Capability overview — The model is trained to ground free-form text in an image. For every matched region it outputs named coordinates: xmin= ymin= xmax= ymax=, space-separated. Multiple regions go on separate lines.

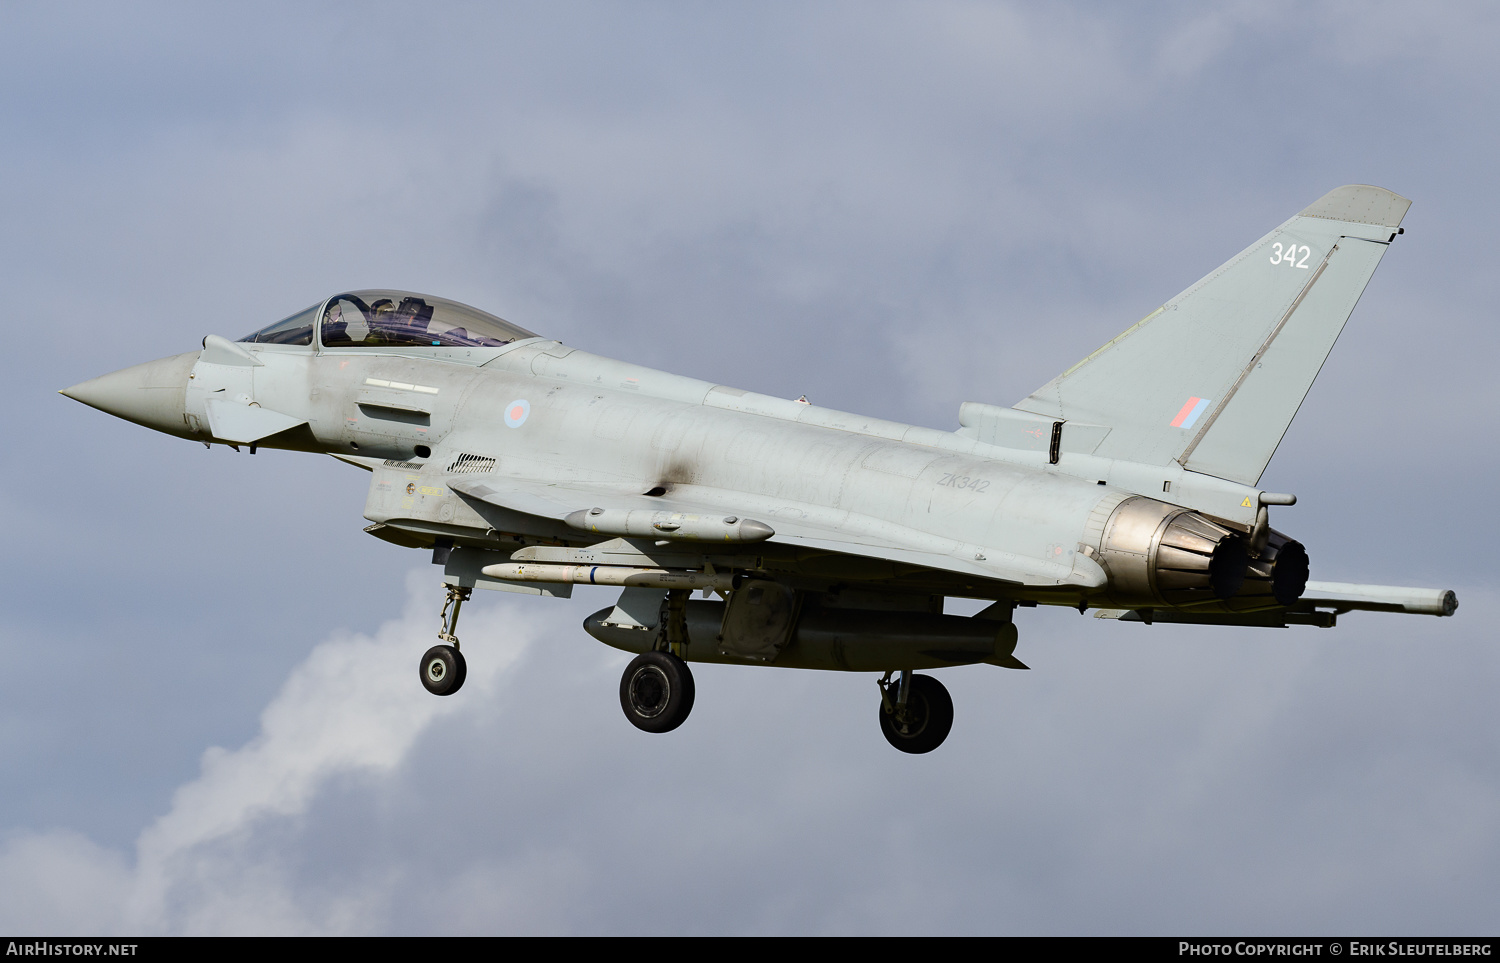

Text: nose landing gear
xmin=419 ymin=585 xmax=471 ymax=696
xmin=420 ymin=643 xmax=467 ymax=696
xmin=877 ymin=670 xmax=953 ymax=754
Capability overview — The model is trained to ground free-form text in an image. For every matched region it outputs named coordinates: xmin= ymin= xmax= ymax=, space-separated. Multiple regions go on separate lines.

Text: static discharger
xmin=564 ymin=508 xmax=774 ymax=543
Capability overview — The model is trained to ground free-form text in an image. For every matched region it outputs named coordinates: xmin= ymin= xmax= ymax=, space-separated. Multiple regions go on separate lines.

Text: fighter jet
xmin=61 ymin=185 xmax=1456 ymax=753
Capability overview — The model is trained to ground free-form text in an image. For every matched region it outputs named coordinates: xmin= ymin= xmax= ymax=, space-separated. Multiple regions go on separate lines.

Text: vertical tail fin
xmin=1015 ymin=185 xmax=1410 ymax=485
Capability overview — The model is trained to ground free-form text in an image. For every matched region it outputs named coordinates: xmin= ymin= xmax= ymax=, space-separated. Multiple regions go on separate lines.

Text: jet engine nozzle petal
xmin=1096 ymin=496 xmax=1251 ymax=608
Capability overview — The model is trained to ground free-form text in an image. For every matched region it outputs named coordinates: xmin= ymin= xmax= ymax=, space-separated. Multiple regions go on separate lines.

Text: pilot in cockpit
xmin=392 ymin=297 xmax=435 ymax=342
xmin=311 ymin=291 xmax=536 ymax=349
xmin=364 ymin=299 xmax=396 ymax=344
xmin=322 ymin=302 xmax=348 ymax=344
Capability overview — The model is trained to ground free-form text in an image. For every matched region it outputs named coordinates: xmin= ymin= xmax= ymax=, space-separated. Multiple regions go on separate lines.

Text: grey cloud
xmin=5 ymin=584 xmax=1492 ymax=934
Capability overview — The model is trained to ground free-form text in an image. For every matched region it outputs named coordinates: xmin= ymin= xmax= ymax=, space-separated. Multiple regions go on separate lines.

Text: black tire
xmin=420 ymin=644 xmax=467 ymax=696
xmin=878 ymin=674 xmax=953 ymax=754
xmin=619 ymin=651 xmax=695 ymax=733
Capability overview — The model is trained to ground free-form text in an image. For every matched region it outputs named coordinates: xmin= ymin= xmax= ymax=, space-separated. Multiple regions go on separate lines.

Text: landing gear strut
xmin=420 ymin=585 xmax=470 ymax=696
xmin=619 ymin=590 xmax=695 ymax=732
xmin=876 ymin=670 xmax=953 ymax=754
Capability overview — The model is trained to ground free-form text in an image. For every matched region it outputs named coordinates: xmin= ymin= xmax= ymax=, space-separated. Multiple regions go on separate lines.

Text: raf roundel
xmin=504 ymin=399 xmax=530 ymax=428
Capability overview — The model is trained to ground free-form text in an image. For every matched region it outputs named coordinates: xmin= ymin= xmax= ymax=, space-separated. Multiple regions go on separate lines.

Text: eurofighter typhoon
xmin=62 ymin=185 xmax=1456 ymax=753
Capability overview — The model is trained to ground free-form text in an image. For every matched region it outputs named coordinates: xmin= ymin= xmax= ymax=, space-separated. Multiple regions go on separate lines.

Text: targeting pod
xmin=584 ymin=598 xmax=1022 ymax=672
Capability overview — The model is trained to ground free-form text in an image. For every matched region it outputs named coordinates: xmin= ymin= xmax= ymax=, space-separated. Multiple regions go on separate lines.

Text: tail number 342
xmin=1270 ymin=242 xmax=1312 ymax=268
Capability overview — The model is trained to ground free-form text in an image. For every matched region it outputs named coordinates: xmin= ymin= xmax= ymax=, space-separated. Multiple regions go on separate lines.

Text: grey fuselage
xmin=64 ymin=186 xmax=1462 ymax=686
xmin=105 ymin=332 xmax=1275 ymax=610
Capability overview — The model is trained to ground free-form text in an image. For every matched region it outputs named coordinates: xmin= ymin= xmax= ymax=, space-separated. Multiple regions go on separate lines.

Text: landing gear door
xmin=718 ymin=580 xmax=799 ymax=662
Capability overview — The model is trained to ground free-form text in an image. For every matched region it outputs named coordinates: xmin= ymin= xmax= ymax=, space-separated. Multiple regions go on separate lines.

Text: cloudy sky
xmin=1 ymin=1 xmax=1496 ymax=935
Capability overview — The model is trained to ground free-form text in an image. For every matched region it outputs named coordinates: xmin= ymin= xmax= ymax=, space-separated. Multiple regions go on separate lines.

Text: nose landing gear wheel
xmin=879 ymin=673 xmax=953 ymax=754
xmin=420 ymin=644 xmax=467 ymax=696
xmin=620 ymin=650 xmax=695 ymax=733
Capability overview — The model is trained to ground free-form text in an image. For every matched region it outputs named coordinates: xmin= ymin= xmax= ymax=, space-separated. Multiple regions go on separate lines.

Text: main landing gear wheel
xmin=620 ymin=650 xmax=695 ymax=733
xmin=420 ymin=644 xmax=467 ymax=696
xmin=878 ymin=673 xmax=953 ymax=754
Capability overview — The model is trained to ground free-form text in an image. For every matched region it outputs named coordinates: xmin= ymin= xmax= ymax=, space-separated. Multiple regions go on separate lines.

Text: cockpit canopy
xmin=239 ymin=290 xmax=537 ymax=349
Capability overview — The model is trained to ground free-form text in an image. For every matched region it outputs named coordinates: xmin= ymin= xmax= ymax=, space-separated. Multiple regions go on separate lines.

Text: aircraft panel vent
xmin=446 ymin=453 xmax=496 ymax=474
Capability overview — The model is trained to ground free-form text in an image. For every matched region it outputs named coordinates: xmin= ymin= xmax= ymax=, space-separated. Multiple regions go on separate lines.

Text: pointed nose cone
xmin=61 ymin=351 xmax=199 ymax=437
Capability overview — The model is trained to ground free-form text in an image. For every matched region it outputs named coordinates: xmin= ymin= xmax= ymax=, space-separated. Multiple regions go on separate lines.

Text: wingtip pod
xmin=1298 ymin=184 xmax=1411 ymax=229
xmin=1300 ymin=581 xmax=1458 ymax=617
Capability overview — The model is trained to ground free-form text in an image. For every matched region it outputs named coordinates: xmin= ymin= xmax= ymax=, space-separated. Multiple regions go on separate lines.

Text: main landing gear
xmin=619 ymin=590 xmax=695 ymax=733
xmin=420 ymin=585 xmax=470 ymax=696
xmin=876 ymin=670 xmax=954 ymax=754
xmin=420 ymin=581 xmax=957 ymax=753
